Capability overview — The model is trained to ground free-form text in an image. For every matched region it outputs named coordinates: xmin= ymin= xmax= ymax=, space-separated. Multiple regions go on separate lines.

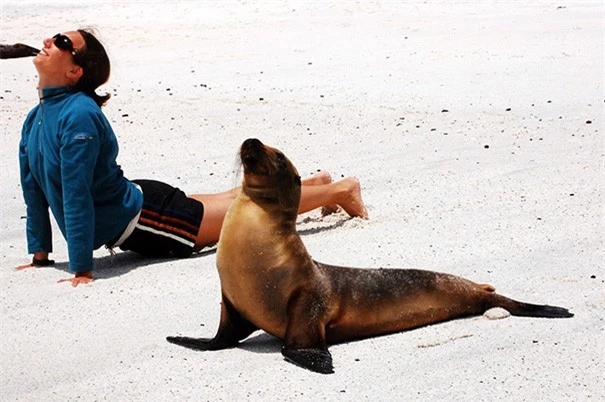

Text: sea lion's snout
xmin=240 ymin=138 xmax=301 ymax=195
xmin=242 ymin=138 xmax=264 ymax=152
xmin=240 ymin=138 xmax=266 ymax=173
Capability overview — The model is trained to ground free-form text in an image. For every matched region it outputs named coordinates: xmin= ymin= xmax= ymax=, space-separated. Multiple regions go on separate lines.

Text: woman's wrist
xmin=33 ymin=251 xmax=49 ymax=260
xmin=32 ymin=256 xmax=55 ymax=266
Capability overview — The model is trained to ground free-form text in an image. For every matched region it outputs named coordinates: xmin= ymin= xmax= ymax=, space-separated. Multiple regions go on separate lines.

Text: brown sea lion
xmin=0 ymin=43 xmax=39 ymax=59
xmin=167 ymin=138 xmax=573 ymax=374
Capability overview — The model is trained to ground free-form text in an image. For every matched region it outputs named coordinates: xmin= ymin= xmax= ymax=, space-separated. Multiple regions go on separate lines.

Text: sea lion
xmin=167 ymin=138 xmax=573 ymax=374
xmin=0 ymin=43 xmax=39 ymax=59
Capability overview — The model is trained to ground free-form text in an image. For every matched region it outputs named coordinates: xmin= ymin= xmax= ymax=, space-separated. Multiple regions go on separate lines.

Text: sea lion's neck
xmin=243 ymin=185 xmax=299 ymax=219
xmin=243 ymin=185 xmax=279 ymax=203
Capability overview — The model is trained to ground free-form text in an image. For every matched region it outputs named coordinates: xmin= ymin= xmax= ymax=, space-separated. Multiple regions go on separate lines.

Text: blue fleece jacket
xmin=19 ymin=87 xmax=143 ymax=273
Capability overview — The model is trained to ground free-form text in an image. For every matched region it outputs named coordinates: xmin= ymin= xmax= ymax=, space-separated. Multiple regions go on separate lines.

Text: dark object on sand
xmin=0 ymin=43 xmax=40 ymax=59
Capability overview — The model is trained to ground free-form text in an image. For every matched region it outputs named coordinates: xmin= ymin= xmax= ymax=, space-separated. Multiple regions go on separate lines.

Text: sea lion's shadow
xmin=239 ymin=332 xmax=282 ymax=354
xmin=297 ymin=217 xmax=348 ymax=236
xmin=43 ymin=247 xmax=216 ymax=280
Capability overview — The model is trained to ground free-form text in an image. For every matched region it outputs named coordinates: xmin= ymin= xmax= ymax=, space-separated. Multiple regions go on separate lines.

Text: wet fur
xmin=167 ymin=138 xmax=573 ymax=374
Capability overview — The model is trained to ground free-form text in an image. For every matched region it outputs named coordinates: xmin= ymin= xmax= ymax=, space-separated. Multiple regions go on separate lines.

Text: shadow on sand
xmin=32 ymin=217 xmax=349 ymax=280
xmin=39 ymin=247 xmax=216 ymax=280
xmin=238 ymin=332 xmax=282 ymax=354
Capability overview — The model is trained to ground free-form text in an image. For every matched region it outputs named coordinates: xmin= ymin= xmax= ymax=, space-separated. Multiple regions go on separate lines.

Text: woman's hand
xmin=57 ymin=271 xmax=93 ymax=287
xmin=15 ymin=262 xmax=35 ymax=271
xmin=15 ymin=254 xmax=92 ymax=287
xmin=15 ymin=252 xmax=55 ymax=271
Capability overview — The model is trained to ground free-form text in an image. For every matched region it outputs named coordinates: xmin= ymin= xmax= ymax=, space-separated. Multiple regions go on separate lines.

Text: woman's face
xmin=33 ymin=31 xmax=85 ymax=85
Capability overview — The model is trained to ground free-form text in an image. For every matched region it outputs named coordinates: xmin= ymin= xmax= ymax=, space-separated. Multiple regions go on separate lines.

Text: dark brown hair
xmin=74 ymin=29 xmax=111 ymax=107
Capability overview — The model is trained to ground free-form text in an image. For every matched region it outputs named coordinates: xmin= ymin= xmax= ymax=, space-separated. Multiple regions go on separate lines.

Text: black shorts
xmin=118 ymin=180 xmax=204 ymax=258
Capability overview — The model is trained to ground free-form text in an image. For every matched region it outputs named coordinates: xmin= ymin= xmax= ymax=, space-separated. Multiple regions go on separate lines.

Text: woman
xmin=17 ymin=29 xmax=368 ymax=287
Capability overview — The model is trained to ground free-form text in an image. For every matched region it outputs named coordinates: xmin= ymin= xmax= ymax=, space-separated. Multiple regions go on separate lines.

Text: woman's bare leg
xmin=189 ymin=173 xmax=367 ymax=249
xmin=301 ymin=171 xmax=339 ymax=215
xmin=188 ymin=189 xmax=238 ymax=249
xmin=301 ymin=171 xmax=332 ymax=186
xmin=298 ymin=177 xmax=367 ymax=218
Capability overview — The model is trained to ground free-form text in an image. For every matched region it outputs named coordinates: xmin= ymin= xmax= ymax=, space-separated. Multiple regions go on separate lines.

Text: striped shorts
xmin=117 ymin=179 xmax=204 ymax=258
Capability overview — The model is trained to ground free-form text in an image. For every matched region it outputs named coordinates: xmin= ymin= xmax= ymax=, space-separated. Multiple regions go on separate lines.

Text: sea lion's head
xmin=240 ymin=138 xmax=302 ymax=213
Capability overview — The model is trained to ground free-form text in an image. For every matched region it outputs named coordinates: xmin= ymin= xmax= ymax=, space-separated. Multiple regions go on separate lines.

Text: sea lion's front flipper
xmin=281 ymin=288 xmax=333 ymax=374
xmin=166 ymin=335 xmax=217 ymax=349
xmin=167 ymin=294 xmax=257 ymax=350
xmin=281 ymin=345 xmax=333 ymax=374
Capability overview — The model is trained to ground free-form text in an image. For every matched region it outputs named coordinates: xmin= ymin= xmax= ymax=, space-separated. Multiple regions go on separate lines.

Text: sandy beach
xmin=1 ymin=1 xmax=603 ymax=400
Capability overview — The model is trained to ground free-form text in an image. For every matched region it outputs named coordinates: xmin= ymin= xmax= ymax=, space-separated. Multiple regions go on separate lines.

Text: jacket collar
xmin=40 ymin=86 xmax=76 ymax=102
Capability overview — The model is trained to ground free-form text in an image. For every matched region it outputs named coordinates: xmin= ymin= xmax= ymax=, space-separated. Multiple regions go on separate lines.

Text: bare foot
xmin=303 ymin=171 xmax=340 ymax=215
xmin=320 ymin=204 xmax=340 ymax=216
xmin=302 ymin=171 xmax=333 ymax=186
xmin=338 ymin=177 xmax=368 ymax=219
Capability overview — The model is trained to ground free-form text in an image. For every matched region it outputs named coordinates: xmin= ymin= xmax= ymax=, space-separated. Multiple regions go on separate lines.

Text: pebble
xmin=484 ymin=307 xmax=511 ymax=320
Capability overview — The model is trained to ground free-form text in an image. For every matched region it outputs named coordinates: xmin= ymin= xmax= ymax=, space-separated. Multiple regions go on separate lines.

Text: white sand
xmin=1 ymin=1 xmax=603 ymax=400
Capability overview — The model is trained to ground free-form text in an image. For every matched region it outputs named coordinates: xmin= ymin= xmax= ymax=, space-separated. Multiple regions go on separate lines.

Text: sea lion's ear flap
xmin=295 ymin=175 xmax=301 ymax=186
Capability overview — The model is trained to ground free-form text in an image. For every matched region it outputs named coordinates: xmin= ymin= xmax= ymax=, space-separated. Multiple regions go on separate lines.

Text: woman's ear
xmin=66 ymin=65 xmax=83 ymax=84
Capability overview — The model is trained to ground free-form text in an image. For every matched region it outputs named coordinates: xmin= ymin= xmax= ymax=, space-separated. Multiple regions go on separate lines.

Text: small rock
xmin=484 ymin=307 xmax=511 ymax=320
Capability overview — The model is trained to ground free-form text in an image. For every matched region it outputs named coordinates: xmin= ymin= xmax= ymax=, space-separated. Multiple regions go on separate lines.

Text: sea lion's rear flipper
xmin=282 ymin=345 xmax=333 ymax=374
xmin=487 ymin=293 xmax=574 ymax=318
xmin=167 ymin=294 xmax=258 ymax=350
xmin=281 ymin=288 xmax=333 ymax=374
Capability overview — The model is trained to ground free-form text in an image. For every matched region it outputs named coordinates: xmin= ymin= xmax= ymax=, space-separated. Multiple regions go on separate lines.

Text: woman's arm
xmin=18 ymin=122 xmax=53 ymax=258
xmin=59 ymin=108 xmax=101 ymax=276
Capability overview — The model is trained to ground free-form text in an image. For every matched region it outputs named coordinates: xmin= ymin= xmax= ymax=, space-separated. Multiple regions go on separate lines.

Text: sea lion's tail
xmin=488 ymin=293 xmax=574 ymax=318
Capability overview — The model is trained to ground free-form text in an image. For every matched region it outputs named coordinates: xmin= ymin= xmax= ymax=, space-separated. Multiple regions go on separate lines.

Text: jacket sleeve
xmin=59 ymin=107 xmax=101 ymax=273
xmin=19 ymin=115 xmax=53 ymax=254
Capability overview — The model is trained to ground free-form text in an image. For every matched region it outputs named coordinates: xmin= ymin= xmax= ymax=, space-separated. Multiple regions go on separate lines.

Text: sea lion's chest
xmin=216 ymin=226 xmax=315 ymax=335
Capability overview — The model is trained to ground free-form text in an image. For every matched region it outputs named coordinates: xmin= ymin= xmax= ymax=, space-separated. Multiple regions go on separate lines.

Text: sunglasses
xmin=53 ymin=33 xmax=77 ymax=56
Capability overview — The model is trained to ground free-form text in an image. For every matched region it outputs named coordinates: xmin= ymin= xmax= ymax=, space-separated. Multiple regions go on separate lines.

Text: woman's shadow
xmin=44 ymin=217 xmax=348 ymax=280
xmin=47 ymin=247 xmax=216 ymax=280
